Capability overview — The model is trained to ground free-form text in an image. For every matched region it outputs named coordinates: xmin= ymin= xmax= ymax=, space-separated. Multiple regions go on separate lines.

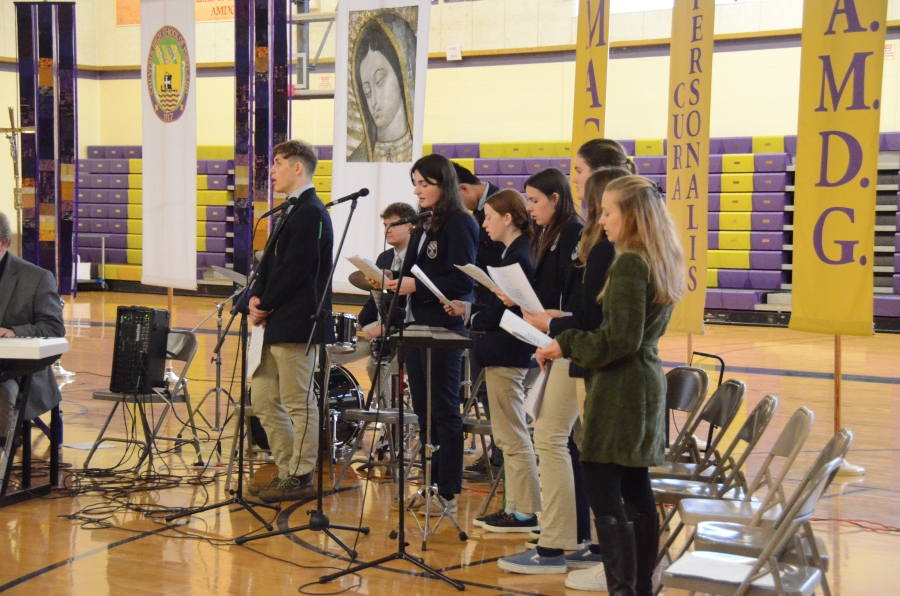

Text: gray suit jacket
xmin=0 ymin=253 xmax=66 ymax=419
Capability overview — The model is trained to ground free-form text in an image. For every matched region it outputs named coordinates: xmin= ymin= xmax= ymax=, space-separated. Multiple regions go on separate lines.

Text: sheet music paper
xmin=523 ymin=361 xmax=552 ymax=420
xmin=488 ymin=263 xmax=544 ymax=312
xmin=247 ymin=324 xmax=265 ymax=378
xmin=500 ymin=310 xmax=552 ymax=348
xmin=455 ymin=264 xmax=498 ymax=291
xmin=411 ymin=264 xmax=452 ymax=305
xmin=346 ymin=255 xmax=393 ymax=281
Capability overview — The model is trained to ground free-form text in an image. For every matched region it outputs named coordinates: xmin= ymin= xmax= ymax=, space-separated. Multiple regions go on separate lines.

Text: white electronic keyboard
xmin=0 ymin=337 xmax=69 ymax=360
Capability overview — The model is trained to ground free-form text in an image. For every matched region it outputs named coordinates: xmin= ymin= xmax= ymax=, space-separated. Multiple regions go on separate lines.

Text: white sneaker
xmin=565 ymin=563 xmax=608 ymax=591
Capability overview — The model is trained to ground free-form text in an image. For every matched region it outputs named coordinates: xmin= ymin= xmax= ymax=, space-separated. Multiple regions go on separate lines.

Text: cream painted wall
xmin=0 ymin=70 xmax=18 ymax=217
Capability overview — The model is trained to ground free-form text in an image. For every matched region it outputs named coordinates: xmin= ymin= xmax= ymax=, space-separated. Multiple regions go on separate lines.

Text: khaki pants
xmin=484 ymin=366 xmax=541 ymax=515
xmin=533 ymin=359 xmax=579 ymax=549
xmin=252 ymin=343 xmax=318 ymax=479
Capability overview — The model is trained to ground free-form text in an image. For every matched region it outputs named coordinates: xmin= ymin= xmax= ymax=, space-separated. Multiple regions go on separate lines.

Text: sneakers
xmin=482 ymin=512 xmax=540 ymax=534
xmin=565 ymin=562 xmax=608 ymax=591
xmin=473 ymin=510 xmax=506 ymax=528
xmin=498 ymin=549 xmax=567 ymax=575
xmin=259 ymin=472 xmax=315 ymax=502
xmin=529 ymin=529 xmax=541 ymax=540
xmin=565 ymin=545 xmax=603 ymax=569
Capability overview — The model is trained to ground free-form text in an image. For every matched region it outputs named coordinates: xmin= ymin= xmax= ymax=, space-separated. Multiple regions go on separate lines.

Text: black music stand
xmin=235 ymin=194 xmax=369 ymax=557
xmin=0 ymin=355 xmax=62 ymax=508
xmin=319 ymin=225 xmax=468 ymax=591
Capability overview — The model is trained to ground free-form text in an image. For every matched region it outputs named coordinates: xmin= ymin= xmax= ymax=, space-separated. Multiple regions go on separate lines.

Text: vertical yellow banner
xmin=570 ymin=0 xmax=610 ymax=161
xmin=790 ymin=0 xmax=887 ymax=336
xmin=665 ymin=0 xmax=714 ymax=335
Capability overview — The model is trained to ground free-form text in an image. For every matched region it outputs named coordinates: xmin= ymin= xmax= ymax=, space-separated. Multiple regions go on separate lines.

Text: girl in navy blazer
xmin=385 ymin=154 xmax=478 ymax=510
xmin=445 ymin=190 xmax=541 ymax=532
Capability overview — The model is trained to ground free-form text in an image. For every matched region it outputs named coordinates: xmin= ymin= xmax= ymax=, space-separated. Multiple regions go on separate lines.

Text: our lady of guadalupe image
xmin=347 ymin=8 xmax=418 ymax=163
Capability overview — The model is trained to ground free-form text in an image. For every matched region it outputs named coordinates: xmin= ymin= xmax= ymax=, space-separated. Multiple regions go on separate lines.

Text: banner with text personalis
xmin=790 ymin=0 xmax=887 ymax=336
xmin=570 ymin=0 xmax=610 ymax=166
xmin=141 ymin=0 xmax=197 ymax=290
xmin=665 ymin=0 xmax=714 ymax=335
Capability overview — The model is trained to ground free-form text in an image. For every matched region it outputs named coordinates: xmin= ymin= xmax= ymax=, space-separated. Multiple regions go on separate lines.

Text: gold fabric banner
xmin=790 ymin=0 xmax=887 ymax=336
xmin=570 ymin=0 xmax=610 ymax=162
xmin=665 ymin=0 xmax=714 ymax=335
xmin=117 ymin=0 xmax=234 ymax=25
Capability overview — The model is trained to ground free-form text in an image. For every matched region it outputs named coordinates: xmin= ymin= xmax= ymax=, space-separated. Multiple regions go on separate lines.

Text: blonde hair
xmin=599 ymin=176 xmax=685 ymax=306
xmin=577 ymin=167 xmax=631 ymax=268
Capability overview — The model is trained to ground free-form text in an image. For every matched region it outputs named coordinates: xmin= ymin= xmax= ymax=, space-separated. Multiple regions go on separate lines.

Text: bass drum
xmin=248 ymin=364 xmax=364 ymax=450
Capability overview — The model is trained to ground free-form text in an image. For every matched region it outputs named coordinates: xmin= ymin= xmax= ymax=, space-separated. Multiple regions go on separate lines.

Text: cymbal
xmin=349 ymin=270 xmax=375 ymax=292
xmin=211 ymin=265 xmax=248 ymax=287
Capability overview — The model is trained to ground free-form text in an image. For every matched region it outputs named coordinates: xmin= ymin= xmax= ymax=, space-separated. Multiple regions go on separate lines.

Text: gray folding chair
xmin=660 ymin=458 xmax=842 ymax=596
xmin=656 ymin=406 xmax=814 ymax=570
xmin=693 ymin=429 xmax=854 ymax=596
xmin=653 ymin=395 xmax=778 ymax=559
xmin=664 ymin=366 xmax=710 ymax=454
xmin=655 ymin=379 xmax=746 ymax=480
xmin=84 ymin=330 xmax=202 ymax=472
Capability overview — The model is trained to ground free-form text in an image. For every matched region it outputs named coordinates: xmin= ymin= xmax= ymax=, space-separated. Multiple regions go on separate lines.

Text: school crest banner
xmin=570 ymin=0 xmax=610 ymax=167
xmin=330 ymin=0 xmax=431 ymax=294
xmin=665 ymin=0 xmax=714 ymax=335
xmin=140 ymin=0 xmax=197 ymax=290
xmin=790 ymin=0 xmax=887 ymax=335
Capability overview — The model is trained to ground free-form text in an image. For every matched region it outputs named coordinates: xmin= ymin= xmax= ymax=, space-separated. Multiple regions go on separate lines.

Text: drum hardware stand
xmin=320 ymin=225 xmax=465 ymax=592
xmin=164 ymin=200 xmax=299 ymax=530
xmin=191 ymin=288 xmax=243 ymax=434
xmin=236 ymin=194 xmax=370 ymax=557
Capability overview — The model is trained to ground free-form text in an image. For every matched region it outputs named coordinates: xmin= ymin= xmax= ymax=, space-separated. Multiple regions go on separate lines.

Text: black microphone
xmin=388 ymin=209 xmax=434 ymax=228
xmin=324 ymin=188 xmax=369 ymax=208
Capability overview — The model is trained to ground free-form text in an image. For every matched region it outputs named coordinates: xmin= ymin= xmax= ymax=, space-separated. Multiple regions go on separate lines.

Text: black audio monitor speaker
xmin=110 ymin=306 xmax=170 ymax=394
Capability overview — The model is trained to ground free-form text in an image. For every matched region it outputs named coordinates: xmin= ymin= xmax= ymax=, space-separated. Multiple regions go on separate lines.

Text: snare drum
xmin=331 ymin=312 xmax=358 ymax=354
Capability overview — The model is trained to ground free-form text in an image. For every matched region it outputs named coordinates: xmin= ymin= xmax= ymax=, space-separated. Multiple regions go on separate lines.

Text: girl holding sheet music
xmin=385 ymin=153 xmax=478 ymax=512
xmin=494 ymin=167 xmax=586 ymax=574
xmin=444 ymin=190 xmax=541 ymax=533
xmin=537 ymin=176 xmax=685 ymax=596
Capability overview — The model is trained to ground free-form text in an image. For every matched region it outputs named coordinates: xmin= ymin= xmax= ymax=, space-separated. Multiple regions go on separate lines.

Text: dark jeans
xmin=406 ymin=343 xmax=464 ymax=496
xmin=580 ymin=461 xmax=656 ymax=524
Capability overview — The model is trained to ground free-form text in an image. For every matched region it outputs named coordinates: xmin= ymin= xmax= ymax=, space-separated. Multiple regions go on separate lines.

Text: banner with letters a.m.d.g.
xmin=790 ymin=0 xmax=887 ymax=336
xmin=665 ymin=0 xmax=714 ymax=335
xmin=570 ymin=0 xmax=610 ymax=165
xmin=140 ymin=0 xmax=197 ymax=290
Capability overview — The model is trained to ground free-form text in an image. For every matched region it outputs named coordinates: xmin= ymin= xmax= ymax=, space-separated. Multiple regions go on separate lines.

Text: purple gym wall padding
xmin=874 ymin=295 xmax=900 ymax=317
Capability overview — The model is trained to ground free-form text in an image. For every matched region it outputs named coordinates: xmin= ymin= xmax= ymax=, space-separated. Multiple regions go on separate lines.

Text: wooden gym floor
xmin=1 ymin=291 xmax=898 ymax=595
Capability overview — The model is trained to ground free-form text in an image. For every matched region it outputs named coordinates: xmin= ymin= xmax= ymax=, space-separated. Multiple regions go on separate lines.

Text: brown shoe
xmin=249 ymin=475 xmax=281 ymax=497
xmin=259 ymin=473 xmax=316 ymax=502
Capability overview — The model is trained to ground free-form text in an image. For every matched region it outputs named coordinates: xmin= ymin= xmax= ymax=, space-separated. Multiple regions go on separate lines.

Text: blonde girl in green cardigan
xmin=535 ymin=175 xmax=685 ymax=596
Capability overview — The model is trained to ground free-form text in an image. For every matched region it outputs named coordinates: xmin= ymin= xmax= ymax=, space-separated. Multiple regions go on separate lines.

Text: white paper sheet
xmin=523 ymin=362 xmax=551 ymax=420
xmin=455 ymin=264 xmax=498 ymax=291
xmin=488 ymin=263 xmax=544 ymax=312
xmin=247 ymin=324 xmax=265 ymax=379
xmin=411 ymin=264 xmax=452 ymax=305
xmin=500 ymin=310 xmax=552 ymax=348
xmin=346 ymin=255 xmax=393 ymax=281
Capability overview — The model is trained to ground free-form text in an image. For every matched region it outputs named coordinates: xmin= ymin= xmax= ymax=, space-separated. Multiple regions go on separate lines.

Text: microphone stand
xmin=165 ymin=200 xmax=297 ymax=529
xmin=235 ymin=195 xmax=369 ymax=557
xmin=319 ymin=222 xmax=465 ymax=591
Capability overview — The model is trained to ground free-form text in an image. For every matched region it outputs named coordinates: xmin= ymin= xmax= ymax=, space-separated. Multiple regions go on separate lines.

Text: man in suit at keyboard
xmin=0 ymin=211 xmax=66 ymax=445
